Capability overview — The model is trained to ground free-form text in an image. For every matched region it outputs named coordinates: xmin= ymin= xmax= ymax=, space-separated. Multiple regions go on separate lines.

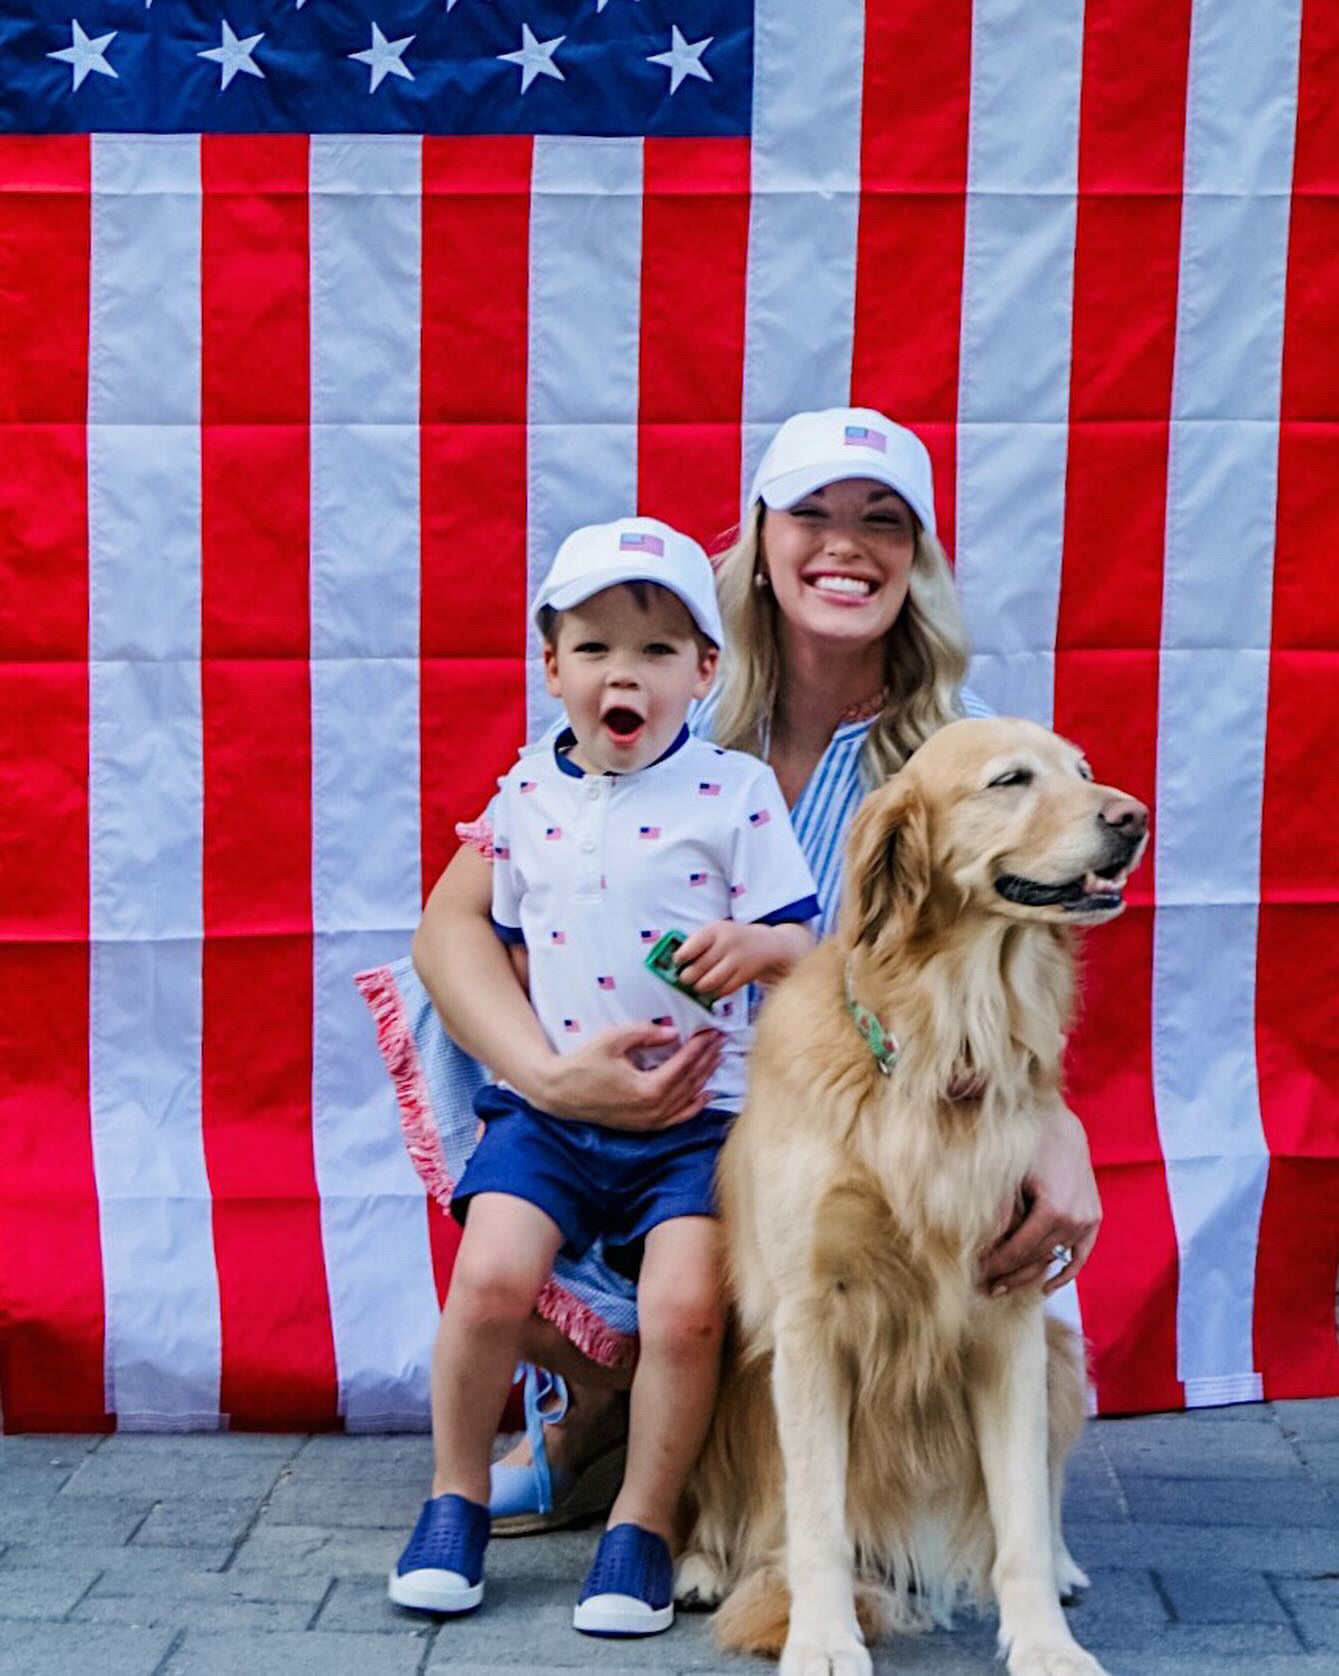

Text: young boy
xmin=389 ymin=517 xmax=818 ymax=1635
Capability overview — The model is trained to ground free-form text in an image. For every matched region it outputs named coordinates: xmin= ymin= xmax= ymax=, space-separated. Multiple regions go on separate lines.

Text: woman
xmin=398 ymin=407 xmax=1102 ymax=1531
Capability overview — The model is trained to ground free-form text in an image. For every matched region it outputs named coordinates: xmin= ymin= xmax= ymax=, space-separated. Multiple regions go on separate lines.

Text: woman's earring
xmin=753 ymin=570 xmax=770 ymax=591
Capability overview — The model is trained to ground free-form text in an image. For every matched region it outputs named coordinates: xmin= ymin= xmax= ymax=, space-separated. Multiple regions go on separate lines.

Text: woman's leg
xmin=431 ymin=1193 xmax=565 ymax=1502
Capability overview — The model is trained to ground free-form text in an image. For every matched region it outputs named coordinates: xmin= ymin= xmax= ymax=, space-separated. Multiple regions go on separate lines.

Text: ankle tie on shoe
xmin=520 ymin=1362 xmax=569 ymax=1516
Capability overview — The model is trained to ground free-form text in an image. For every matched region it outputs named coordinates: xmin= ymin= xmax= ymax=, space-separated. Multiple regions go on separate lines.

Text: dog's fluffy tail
xmin=713 ymin=1565 xmax=896 ymax=1656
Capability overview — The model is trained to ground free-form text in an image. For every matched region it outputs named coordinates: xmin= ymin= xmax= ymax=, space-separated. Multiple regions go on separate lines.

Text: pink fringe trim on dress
xmin=355 ymin=964 xmax=457 ymax=1210
xmin=355 ymin=962 xmax=636 ymax=1371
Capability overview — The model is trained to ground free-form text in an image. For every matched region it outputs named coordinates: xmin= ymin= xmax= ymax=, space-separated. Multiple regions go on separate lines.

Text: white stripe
xmin=1153 ymin=1 xmax=1301 ymax=1398
xmin=740 ymin=0 xmax=864 ymax=506
xmin=955 ymin=0 xmax=1085 ymax=728
xmin=526 ymin=137 xmax=643 ymax=736
xmin=87 ymin=135 xmax=219 ymax=1428
xmin=309 ymin=137 xmax=438 ymax=1427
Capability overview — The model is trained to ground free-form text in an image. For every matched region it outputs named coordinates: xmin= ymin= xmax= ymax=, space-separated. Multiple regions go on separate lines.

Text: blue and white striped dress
xmin=360 ymin=684 xmax=993 ymax=1355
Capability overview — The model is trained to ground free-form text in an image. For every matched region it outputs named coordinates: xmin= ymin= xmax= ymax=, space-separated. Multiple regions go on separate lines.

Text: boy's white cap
xmin=533 ymin=516 xmax=724 ymax=647
xmin=748 ymin=407 xmax=937 ymax=536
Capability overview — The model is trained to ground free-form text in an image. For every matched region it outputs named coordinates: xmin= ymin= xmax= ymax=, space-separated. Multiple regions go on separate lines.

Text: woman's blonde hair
xmin=712 ymin=502 xmax=970 ymax=787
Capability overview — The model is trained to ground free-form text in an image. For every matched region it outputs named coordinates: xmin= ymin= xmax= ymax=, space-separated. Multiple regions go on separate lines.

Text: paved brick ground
xmin=3 ymin=1399 xmax=1339 ymax=1674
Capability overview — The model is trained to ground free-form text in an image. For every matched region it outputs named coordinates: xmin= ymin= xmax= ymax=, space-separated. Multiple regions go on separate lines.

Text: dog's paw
xmin=674 ymin=1549 xmax=725 ymax=1611
xmin=1008 ymin=1640 xmax=1109 ymax=1676
xmin=779 ymin=1625 xmax=873 ymax=1676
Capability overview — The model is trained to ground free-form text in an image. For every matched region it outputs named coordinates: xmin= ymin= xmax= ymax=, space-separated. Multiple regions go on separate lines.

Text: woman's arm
xmin=979 ymin=1100 xmax=1102 ymax=1296
xmin=412 ymin=844 xmax=723 ymax=1127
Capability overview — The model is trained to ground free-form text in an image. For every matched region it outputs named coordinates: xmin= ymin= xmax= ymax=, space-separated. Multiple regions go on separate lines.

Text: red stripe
xmin=0 ymin=138 xmax=109 ymax=1431
xmin=1052 ymin=0 xmax=1192 ymax=1413
xmin=420 ymin=136 xmax=533 ymax=1303
xmin=200 ymin=136 xmax=338 ymax=1429
xmin=638 ymin=138 xmax=750 ymax=550
xmin=1253 ymin=1 xmax=1339 ymax=1401
xmin=851 ymin=0 xmax=971 ymax=554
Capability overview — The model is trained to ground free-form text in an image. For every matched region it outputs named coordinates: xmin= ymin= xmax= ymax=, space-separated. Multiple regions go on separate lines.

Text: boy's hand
xmin=675 ymin=919 xmax=813 ymax=998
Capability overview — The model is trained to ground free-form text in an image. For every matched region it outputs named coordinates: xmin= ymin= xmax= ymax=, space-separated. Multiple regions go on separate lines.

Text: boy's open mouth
xmin=601 ymin=705 xmax=646 ymax=746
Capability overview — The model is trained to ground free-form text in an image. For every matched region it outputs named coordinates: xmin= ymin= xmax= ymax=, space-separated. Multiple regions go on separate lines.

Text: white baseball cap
xmin=532 ymin=516 xmax=724 ymax=647
xmin=748 ymin=407 xmax=937 ymax=536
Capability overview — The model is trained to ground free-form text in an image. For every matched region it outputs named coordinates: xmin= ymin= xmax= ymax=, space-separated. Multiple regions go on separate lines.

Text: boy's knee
xmin=640 ymin=1288 xmax=726 ymax=1359
xmin=450 ymin=1252 xmax=540 ymax=1332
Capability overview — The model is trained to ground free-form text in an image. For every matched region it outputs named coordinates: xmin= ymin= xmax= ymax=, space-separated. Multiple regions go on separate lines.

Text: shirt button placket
xmin=577 ymin=776 xmax=606 ymax=896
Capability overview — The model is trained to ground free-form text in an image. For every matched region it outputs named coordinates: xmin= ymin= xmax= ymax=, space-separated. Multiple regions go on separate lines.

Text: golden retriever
xmin=675 ymin=717 xmax=1148 ymax=1676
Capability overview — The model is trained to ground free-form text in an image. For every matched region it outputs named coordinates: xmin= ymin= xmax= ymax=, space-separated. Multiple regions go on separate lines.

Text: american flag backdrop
xmin=1 ymin=0 xmax=1336 ymax=1432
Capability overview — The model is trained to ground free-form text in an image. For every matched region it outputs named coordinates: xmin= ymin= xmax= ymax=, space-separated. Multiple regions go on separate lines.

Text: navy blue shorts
xmin=451 ymin=1086 xmax=732 ymax=1275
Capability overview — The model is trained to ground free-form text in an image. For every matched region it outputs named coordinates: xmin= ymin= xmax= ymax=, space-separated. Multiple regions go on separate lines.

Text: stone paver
xmin=2 ymin=1399 xmax=1338 ymax=1672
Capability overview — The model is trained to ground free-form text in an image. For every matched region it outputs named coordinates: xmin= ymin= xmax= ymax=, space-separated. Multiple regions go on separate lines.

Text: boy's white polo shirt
xmin=489 ymin=727 xmax=819 ymax=1114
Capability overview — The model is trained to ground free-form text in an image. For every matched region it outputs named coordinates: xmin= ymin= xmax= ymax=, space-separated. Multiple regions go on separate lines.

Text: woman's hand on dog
xmin=979 ymin=1104 xmax=1102 ymax=1296
xmin=536 ymin=1023 xmax=725 ymax=1130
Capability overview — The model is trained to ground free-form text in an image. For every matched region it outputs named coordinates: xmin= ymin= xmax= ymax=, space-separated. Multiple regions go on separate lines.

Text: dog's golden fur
xmin=677 ymin=717 xmax=1147 ymax=1676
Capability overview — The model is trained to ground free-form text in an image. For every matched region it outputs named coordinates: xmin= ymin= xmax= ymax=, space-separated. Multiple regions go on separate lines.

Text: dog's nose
xmin=1099 ymin=795 xmax=1148 ymax=840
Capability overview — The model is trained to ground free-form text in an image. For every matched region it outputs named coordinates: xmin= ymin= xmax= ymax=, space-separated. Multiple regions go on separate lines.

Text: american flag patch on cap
xmin=844 ymin=424 xmax=887 ymax=451
xmin=620 ymin=531 xmax=665 ymax=556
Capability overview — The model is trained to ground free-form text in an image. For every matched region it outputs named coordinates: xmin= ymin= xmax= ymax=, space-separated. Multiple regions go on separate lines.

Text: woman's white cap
xmin=748 ymin=407 xmax=937 ymax=536
xmin=532 ymin=516 xmax=724 ymax=647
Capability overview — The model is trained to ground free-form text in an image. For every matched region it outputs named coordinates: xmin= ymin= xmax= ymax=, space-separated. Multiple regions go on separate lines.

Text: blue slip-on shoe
xmin=388 ymin=1492 xmax=489 ymax=1614
xmin=572 ymin=1523 xmax=675 ymax=1637
xmin=490 ymin=1363 xmax=626 ymax=1537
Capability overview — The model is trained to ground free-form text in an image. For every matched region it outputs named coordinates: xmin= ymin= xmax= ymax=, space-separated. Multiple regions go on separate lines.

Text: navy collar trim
xmin=553 ymin=723 xmax=691 ymax=778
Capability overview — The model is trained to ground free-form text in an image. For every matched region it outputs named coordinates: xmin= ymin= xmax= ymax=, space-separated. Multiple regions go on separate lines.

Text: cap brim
xmin=756 ymin=461 xmax=936 ymax=537
xmin=536 ymin=566 xmax=722 ymax=646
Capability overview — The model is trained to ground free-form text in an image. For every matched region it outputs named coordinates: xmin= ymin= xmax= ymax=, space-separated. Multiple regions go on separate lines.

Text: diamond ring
xmin=1049 ymin=1243 xmax=1073 ymax=1266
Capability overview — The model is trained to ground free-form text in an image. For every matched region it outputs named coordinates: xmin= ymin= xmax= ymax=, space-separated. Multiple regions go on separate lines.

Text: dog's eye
xmin=1077 ymin=761 xmax=1094 ymax=782
xmin=988 ymin=768 xmax=1033 ymax=789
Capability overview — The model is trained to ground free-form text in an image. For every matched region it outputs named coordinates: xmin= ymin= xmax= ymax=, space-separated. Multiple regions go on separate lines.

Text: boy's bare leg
xmin=605 ymin=1216 xmax=725 ymax=1543
xmin=431 ymin=1192 xmax=565 ymax=1503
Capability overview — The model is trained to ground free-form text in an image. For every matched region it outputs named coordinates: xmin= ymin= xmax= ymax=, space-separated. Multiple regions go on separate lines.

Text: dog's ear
xmin=841 ymin=774 xmax=931 ymax=948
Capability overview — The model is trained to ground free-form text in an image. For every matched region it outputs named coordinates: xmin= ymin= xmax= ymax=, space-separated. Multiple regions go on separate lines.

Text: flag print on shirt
xmin=748 ymin=809 xmax=770 ymax=827
xmin=639 ymin=929 xmax=661 ymax=944
xmin=519 ymin=780 xmax=537 ymax=794
xmin=689 ymin=871 xmax=708 ymax=886
xmin=596 ymin=975 xmax=616 ymax=990
xmin=563 ymin=1018 xmax=581 ymax=1035
xmin=639 ymin=825 xmax=661 ymax=840
xmin=698 ymin=782 xmax=721 ymax=796
xmin=545 ymin=825 xmax=561 ymax=841
xmin=549 ymin=930 xmax=566 ymax=945
xmin=729 ymin=883 xmax=746 ymax=899
xmin=494 ymin=841 xmax=511 ymax=860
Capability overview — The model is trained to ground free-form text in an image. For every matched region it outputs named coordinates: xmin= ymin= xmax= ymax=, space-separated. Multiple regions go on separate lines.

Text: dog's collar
xmin=843 ymin=957 xmax=899 ymax=1075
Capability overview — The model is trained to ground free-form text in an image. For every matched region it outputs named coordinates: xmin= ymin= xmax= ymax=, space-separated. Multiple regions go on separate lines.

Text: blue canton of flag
xmin=1 ymin=2 xmax=751 ymax=137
